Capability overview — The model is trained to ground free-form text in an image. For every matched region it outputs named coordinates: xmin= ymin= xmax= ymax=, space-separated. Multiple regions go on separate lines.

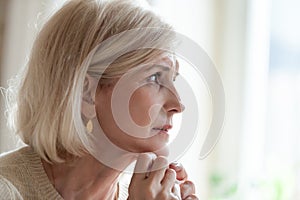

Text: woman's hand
xmin=169 ymin=163 xmax=199 ymax=200
xmin=128 ymin=153 xmax=181 ymax=200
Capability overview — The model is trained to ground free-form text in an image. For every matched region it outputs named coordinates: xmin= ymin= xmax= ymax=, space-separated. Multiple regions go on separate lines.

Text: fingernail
xmin=169 ymin=162 xmax=182 ymax=170
xmin=181 ymin=181 xmax=189 ymax=190
xmin=171 ymin=161 xmax=179 ymax=165
xmin=166 ymin=168 xmax=176 ymax=176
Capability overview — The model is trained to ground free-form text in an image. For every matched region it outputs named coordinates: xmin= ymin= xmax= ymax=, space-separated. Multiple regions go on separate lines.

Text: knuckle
xmin=138 ymin=152 xmax=154 ymax=162
xmin=156 ymin=155 xmax=168 ymax=162
xmin=155 ymin=156 xmax=168 ymax=166
xmin=152 ymin=156 xmax=169 ymax=171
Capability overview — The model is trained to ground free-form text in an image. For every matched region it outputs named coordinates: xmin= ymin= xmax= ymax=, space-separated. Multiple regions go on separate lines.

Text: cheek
xmin=129 ymin=88 xmax=161 ymax=127
xmin=95 ymin=90 xmax=113 ymax=130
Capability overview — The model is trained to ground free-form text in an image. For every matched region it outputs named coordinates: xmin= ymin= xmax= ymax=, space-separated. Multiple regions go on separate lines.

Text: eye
xmin=147 ymin=72 xmax=161 ymax=84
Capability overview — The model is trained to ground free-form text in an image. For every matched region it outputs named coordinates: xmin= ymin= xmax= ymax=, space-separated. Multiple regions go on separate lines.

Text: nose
xmin=163 ymin=86 xmax=185 ymax=115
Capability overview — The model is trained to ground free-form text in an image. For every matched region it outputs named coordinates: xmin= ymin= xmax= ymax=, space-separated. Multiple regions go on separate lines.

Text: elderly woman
xmin=0 ymin=0 xmax=198 ymax=199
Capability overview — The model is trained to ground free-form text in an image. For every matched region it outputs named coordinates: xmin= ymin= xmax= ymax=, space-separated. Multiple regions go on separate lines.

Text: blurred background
xmin=0 ymin=0 xmax=299 ymax=199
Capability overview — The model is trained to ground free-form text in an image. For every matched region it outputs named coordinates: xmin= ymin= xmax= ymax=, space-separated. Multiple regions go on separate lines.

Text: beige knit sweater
xmin=0 ymin=147 xmax=129 ymax=200
xmin=0 ymin=146 xmax=63 ymax=200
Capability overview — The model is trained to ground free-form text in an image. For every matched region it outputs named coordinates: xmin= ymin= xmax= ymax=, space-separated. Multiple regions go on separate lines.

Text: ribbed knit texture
xmin=0 ymin=146 xmax=131 ymax=200
xmin=0 ymin=146 xmax=63 ymax=200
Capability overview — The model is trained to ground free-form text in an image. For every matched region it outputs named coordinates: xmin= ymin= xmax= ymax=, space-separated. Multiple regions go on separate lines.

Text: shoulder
xmin=0 ymin=147 xmax=63 ymax=200
xmin=0 ymin=147 xmax=31 ymax=199
xmin=0 ymin=146 xmax=33 ymax=169
xmin=0 ymin=146 xmax=38 ymax=195
xmin=0 ymin=175 xmax=23 ymax=200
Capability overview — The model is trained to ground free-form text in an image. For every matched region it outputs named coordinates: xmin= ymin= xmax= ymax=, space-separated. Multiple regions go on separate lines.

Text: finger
xmin=171 ymin=182 xmax=181 ymax=199
xmin=180 ymin=181 xmax=196 ymax=199
xmin=183 ymin=194 xmax=199 ymax=200
xmin=169 ymin=162 xmax=188 ymax=181
xmin=148 ymin=156 xmax=169 ymax=182
xmin=161 ymin=168 xmax=176 ymax=190
xmin=131 ymin=153 xmax=155 ymax=181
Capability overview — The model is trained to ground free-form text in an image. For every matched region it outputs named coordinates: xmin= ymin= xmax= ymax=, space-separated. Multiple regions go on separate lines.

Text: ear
xmin=81 ymin=74 xmax=98 ymax=119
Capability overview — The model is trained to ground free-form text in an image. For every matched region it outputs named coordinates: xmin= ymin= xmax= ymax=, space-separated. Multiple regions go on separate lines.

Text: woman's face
xmin=95 ymin=56 xmax=184 ymax=154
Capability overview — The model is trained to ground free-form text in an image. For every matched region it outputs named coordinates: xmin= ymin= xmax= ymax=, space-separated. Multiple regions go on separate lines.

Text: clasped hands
xmin=128 ymin=154 xmax=199 ymax=200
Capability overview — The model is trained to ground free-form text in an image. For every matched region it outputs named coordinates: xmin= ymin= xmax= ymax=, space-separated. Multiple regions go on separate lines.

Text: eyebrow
xmin=146 ymin=64 xmax=180 ymax=77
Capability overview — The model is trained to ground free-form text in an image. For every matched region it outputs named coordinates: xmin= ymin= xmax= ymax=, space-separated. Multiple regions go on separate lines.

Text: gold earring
xmin=86 ymin=119 xmax=93 ymax=133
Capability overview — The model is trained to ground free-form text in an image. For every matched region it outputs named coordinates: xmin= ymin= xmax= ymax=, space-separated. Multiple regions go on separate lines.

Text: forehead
xmin=124 ymin=54 xmax=179 ymax=77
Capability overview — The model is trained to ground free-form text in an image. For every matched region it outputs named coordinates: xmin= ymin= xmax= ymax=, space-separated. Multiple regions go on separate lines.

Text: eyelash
xmin=147 ymin=72 xmax=161 ymax=84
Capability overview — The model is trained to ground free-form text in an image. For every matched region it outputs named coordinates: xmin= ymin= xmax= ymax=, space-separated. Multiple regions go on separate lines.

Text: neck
xmin=42 ymin=154 xmax=130 ymax=200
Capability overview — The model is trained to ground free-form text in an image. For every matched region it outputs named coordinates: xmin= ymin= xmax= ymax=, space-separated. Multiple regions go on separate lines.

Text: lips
xmin=152 ymin=124 xmax=172 ymax=132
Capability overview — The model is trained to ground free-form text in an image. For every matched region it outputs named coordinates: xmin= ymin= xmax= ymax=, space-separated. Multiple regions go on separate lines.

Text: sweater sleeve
xmin=0 ymin=176 xmax=23 ymax=200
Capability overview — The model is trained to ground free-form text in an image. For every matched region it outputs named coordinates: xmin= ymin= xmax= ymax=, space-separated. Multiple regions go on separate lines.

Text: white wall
xmin=0 ymin=0 xmax=53 ymax=152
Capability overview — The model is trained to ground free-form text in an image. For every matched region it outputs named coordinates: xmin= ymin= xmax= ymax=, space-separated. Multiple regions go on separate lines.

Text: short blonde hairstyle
xmin=5 ymin=0 xmax=176 ymax=163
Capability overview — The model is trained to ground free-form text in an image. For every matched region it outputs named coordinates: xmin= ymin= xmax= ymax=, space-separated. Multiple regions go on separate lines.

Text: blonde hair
xmin=4 ymin=0 xmax=176 ymax=163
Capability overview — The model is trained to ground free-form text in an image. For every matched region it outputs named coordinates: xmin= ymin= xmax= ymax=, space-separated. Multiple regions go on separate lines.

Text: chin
xmin=126 ymin=133 xmax=170 ymax=155
xmin=140 ymin=145 xmax=170 ymax=157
